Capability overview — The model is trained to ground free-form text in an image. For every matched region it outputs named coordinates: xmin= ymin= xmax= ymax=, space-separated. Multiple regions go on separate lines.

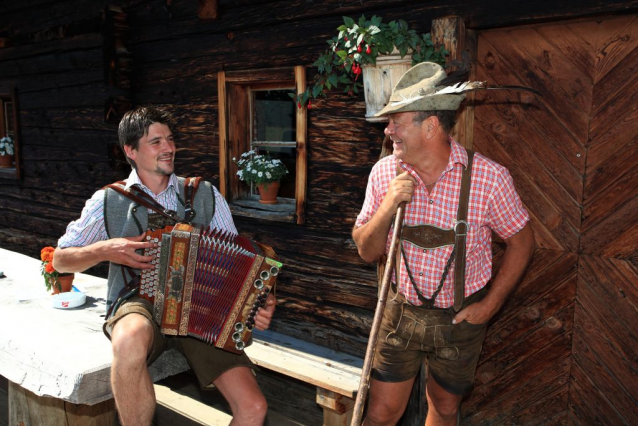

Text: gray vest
xmin=103 ymin=177 xmax=216 ymax=309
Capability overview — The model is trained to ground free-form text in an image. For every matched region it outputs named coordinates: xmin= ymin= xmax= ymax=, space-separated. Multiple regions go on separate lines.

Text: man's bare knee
xmin=426 ymin=377 xmax=462 ymax=421
xmin=232 ymin=395 xmax=267 ymax=425
xmin=365 ymin=378 xmax=414 ymax=426
xmin=366 ymin=402 xmax=404 ymax=426
xmin=111 ymin=314 xmax=153 ymax=362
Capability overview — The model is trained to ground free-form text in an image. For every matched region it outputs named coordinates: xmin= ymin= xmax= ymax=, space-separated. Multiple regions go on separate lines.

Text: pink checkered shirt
xmin=355 ymin=139 xmax=529 ymax=307
xmin=58 ymin=169 xmax=237 ymax=248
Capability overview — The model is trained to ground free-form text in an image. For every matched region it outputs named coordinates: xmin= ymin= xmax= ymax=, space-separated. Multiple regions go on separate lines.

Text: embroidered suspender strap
xmin=453 ymin=150 xmax=474 ymax=312
xmin=102 ymin=183 xmax=182 ymax=223
xmin=183 ymin=177 xmax=202 ymax=223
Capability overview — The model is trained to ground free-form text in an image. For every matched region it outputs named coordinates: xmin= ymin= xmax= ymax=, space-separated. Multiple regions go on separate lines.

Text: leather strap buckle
xmin=454 ymin=220 xmax=468 ymax=236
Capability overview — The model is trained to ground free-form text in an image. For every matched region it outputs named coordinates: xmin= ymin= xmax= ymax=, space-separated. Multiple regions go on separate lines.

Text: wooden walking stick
xmin=351 ymin=202 xmax=406 ymax=426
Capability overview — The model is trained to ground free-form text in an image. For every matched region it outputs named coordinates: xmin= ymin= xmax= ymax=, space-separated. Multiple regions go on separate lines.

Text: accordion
xmin=138 ymin=223 xmax=281 ymax=353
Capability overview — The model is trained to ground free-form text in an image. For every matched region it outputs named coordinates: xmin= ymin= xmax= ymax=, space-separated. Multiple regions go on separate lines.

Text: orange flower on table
xmin=40 ymin=246 xmax=54 ymax=262
xmin=40 ymin=245 xmax=64 ymax=292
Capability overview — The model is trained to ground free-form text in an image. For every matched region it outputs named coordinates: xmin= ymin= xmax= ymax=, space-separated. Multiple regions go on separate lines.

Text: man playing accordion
xmin=54 ymin=106 xmax=276 ymax=426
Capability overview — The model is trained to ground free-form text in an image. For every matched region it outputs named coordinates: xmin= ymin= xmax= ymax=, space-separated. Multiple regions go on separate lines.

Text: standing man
xmin=352 ymin=63 xmax=535 ymax=425
xmin=54 ymin=106 xmax=275 ymax=426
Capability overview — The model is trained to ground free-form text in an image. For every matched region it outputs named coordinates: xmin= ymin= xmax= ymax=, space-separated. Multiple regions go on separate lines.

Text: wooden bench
xmin=246 ymin=330 xmax=363 ymax=426
xmin=153 ymin=329 xmax=363 ymax=426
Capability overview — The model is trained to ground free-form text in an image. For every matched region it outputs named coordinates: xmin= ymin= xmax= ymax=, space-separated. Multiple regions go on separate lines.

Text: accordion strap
xmin=103 ymin=178 xmax=202 ymax=225
xmin=183 ymin=177 xmax=202 ymax=223
xmin=105 ymin=265 xmax=140 ymax=320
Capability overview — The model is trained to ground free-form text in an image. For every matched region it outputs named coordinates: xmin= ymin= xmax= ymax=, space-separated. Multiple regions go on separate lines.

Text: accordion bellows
xmin=139 ymin=223 xmax=282 ymax=353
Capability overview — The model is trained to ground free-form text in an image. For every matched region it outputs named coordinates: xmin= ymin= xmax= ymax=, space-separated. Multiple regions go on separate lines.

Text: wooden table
xmin=0 ymin=248 xmax=189 ymax=425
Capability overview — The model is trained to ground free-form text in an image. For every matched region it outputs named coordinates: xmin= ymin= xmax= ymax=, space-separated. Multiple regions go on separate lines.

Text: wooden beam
xmin=294 ymin=65 xmax=308 ymax=225
xmin=316 ymin=388 xmax=354 ymax=426
xmin=431 ymin=16 xmax=478 ymax=150
xmin=218 ymin=71 xmax=228 ymax=198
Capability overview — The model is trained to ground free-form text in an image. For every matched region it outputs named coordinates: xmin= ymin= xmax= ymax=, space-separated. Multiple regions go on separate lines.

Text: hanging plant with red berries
xmin=291 ymin=15 xmax=448 ymax=108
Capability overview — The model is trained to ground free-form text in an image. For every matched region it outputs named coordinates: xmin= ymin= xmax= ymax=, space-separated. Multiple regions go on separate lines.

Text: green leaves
xmin=343 ymin=16 xmax=356 ymax=27
xmin=292 ymin=14 xmax=448 ymax=108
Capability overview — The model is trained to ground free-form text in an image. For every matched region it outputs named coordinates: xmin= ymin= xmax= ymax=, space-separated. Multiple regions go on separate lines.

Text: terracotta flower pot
xmin=0 ymin=154 xmax=13 ymax=168
xmin=257 ymin=182 xmax=280 ymax=204
xmin=52 ymin=274 xmax=75 ymax=294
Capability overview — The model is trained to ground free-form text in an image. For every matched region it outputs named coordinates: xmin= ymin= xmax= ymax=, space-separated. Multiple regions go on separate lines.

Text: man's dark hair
xmin=412 ymin=110 xmax=457 ymax=133
xmin=118 ymin=106 xmax=175 ymax=168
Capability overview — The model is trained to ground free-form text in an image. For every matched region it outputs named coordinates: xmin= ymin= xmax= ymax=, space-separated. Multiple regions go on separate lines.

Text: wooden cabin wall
xmin=120 ymin=0 xmax=638 ymax=358
xmin=0 ymin=0 xmax=130 ymax=257
xmin=461 ymin=15 xmax=638 ymax=425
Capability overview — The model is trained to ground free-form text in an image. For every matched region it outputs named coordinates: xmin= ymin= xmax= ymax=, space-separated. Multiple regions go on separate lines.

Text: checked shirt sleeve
xmin=487 ymin=168 xmax=529 ymax=240
xmin=210 ymin=186 xmax=238 ymax=235
xmin=57 ymin=190 xmax=109 ymax=248
xmin=355 ymin=163 xmax=385 ymax=228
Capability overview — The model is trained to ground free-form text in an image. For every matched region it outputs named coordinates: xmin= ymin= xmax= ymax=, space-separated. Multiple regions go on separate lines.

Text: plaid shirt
xmin=355 ymin=139 xmax=529 ymax=307
xmin=58 ymin=169 xmax=237 ymax=248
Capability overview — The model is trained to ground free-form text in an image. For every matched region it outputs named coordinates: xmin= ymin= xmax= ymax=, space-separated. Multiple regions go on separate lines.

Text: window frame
xmin=218 ymin=67 xmax=307 ymax=224
xmin=0 ymin=87 xmax=21 ymax=180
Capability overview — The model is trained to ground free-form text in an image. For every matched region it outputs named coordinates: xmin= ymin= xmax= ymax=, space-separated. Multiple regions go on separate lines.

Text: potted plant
xmin=292 ymin=15 xmax=448 ymax=120
xmin=234 ymin=150 xmax=289 ymax=204
xmin=41 ymin=246 xmax=74 ymax=294
xmin=0 ymin=135 xmax=14 ymax=168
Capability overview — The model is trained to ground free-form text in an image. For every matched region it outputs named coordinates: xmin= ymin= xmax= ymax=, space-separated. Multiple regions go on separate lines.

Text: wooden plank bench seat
xmin=246 ymin=330 xmax=363 ymax=426
xmin=153 ymin=330 xmax=363 ymax=426
xmin=154 ymin=383 xmax=233 ymax=425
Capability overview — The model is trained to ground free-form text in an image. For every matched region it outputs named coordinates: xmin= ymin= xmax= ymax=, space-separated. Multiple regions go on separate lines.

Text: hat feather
xmin=432 ymin=81 xmax=542 ymax=96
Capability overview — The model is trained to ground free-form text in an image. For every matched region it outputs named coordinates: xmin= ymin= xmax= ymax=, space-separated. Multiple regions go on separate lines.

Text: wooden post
xmin=294 ymin=65 xmax=308 ymax=225
xmin=217 ymin=71 xmax=228 ymax=198
xmin=431 ymin=17 xmax=477 ymax=150
xmin=316 ymin=388 xmax=355 ymax=426
xmin=9 ymin=381 xmax=117 ymax=426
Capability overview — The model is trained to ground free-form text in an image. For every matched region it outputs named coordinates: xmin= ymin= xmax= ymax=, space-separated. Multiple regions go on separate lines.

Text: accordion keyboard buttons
xmin=140 ymin=235 xmax=162 ymax=298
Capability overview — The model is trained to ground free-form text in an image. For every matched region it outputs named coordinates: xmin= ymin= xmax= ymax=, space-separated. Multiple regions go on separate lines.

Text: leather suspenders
xmin=103 ymin=177 xmax=202 ymax=224
xmin=397 ymin=150 xmax=474 ymax=312
xmin=453 ymin=150 xmax=474 ymax=311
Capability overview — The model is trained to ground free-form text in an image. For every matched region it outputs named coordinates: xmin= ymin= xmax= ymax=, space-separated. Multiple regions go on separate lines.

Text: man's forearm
xmin=482 ymin=224 xmax=535 ymax=314
xmin=53 ymin=244 xmax=106 ymax=273
xmin=352 ymin=204 xmax=396 ymax=263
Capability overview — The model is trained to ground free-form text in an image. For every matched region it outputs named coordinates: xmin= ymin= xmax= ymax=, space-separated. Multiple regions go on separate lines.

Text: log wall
xmin=1 ymin=1 xmax=637 ymax=424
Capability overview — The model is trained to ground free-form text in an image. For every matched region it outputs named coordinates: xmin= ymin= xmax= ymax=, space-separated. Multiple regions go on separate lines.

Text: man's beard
xmin=155 ymin=163 xmax=174 ymax=176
